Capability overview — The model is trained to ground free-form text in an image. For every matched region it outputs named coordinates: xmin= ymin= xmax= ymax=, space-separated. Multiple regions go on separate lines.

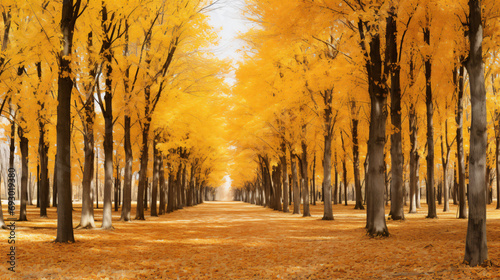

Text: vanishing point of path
xmin=8 ymin=201 xmax=500 ymax=279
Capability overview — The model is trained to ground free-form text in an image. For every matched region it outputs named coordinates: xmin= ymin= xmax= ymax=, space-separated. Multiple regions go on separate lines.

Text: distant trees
xmin=233 ymin=0 xmax=499 ymax=266
xmin=0 ymin=0 xmax=228 ymax=241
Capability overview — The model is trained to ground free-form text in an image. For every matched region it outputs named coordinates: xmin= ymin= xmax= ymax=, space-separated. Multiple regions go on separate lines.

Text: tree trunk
xmin=55 ymin=0 xmax=81 ymax=243
xmin=281 ymin=140 xmax=290 ymax=213
xmin=457 ymin=64 xmax=467 ymax=219
xmin=18 ymin=127 xmax=28 ymax=221
xmin=187 ymin=162 xmax=195 ymax=207
xmin=291 ymin=150 xmax=300 ymax=214
xmin=364 ymin=30 xmax=389 ymax=237
xmin=334 ymin=150 xmax=338 ymax=205
xmin=176 ymin=161 xmax=183 ymax=209
xmin=159 ymin=155 xmax=166 ymax=215
xmin=167 ymin=170 xmax=175 ymax=213
xmin=37 ymin=119 xmax=49 ymax=218
xmin=150 ymin=136 xmax=159 ymax=216
xmin=182 ymin=163 xmax=187 ymax=207
xmin=323 ymin=90 xmax=334 ymax=218
xmin=387 ymin=9 xmax=403 ymax=220
xmin=78 ymin=32 xmax=96 ymax=228
xmin=496 ymin=118 xmax=500 ymax=210
xmin=352 ymin=101 xmax=364 ymax=210
xmin=464 ymin=0 xmax=488 ymax=266
xmin=341 ymin=133 xmax=348 ymax=206
xmin=144 ymin=178 xmax=149 ymax=210
xmin=424 ymin=25 xmax=437 ymax=219
xmin=121 ymin=21 xmax=133 ymax=221
xmin=409 ymin=104 xmax=418 ymax=213
xmin=95 ymin=148 xmax=99 ymax=209
xmin=135 ymin=113 xmax=151 ymax=219
xmin=441 ymin=121 xmax=452 ymax=212
xmin=312 ymin=155 xmax=316 ymax=206
xmin=114 ymin=164 xmax=120 ymax=212
xmin=301 ymin=141 xmax=311 ymax=217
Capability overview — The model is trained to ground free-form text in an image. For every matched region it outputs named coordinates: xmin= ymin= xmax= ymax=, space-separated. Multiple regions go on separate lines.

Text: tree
xmin=55 ymin=0 xmax=82 ymax=243
xmin=463 ymin=0 xmax=488 ymax=267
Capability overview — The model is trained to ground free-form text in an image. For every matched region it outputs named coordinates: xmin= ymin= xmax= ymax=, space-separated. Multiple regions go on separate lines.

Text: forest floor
xmin=1 ymin=200 xmax=500 ymax=279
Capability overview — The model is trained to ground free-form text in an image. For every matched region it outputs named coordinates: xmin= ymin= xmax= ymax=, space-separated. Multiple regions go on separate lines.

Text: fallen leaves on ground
xmin=1 ymin=201 xmax=500 ymax=279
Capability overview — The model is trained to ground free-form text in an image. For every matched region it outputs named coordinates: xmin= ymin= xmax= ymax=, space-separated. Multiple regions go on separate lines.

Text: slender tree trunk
xmin=334 ymin=150 xmax=338 ymax=205
xmin=176 ymin=161 xmax=183 ymax=209
xmin=341 ymin=133 xmax=348 ymax=206
xmin=135 ymin=113 xmax=151 ymax=219
xmin=78 ymin=32 xmax=96 ymax=228
xmin=101 ymin=35 xmax=114 ymax=229
xmin=301 ymin=141 xmax=311 ymax=217
xmin=312 ymin=154 xmax=316 ymax=206
xmin=351 ymin=102 xmax=364 ymax=210
xmin=409 ymin=104 xmax=418 ymax=213
xmin=281 ymin=140 xmax=290 ymax=213
xmin=55 ymin=0 xmax=81 ymax=242
xmin=167 ymin=169 xmax=175 ymax=213
xmin=464 ymin=0 xmax=488 ymax=266
xmin=150 ymin=136 xmax=159 ymax=216
xmin=144 ymin=178 xmax=149 ymax=210
xmin=96 ymin=148 xmax=99 ymax=209
xmin=114 ymin=163 xmax=120 ymax=212
xmin=424 ymin=25 xmax=437 ymax=219
xmin=323 ymin=90 xmax=334 ymax=218
xmin=18 ymin=127 xmax=28 ymax=221
xmin=275 ymin=161 xmax=282 ymax=211
xmin=159 ymin=155 xmax=166 ymax=215
xmin=441 ymin=121 xmax=452 ymax=212
xmin=37 ymin=118 xmax=49 ymax=218
xmin=37 ymin=165 xmax=40 ymax=208
xmin=182 ymin=164 xmax=187 ymax=206
xmin=291 ymin=150 xmax=300 ymax=214
xmin=457 ymin=64 xmax=467 ymax=219
xmin=491 ymin=75 xmax=500 ymax=209
xmin=496 ymin=121 xmax=500 ymax=210
xmin=343 ymin=159 xmax=347 ymax=206
xmin=387 ymin=9 xmax=403 ymax=220
xmin=121 ymin=21 xmax=133 ymax=221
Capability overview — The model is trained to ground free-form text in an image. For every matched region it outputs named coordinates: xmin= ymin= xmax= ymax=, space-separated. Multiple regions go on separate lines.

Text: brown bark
xmin=78 ymin=31 xmax=96 ymax=229
xmin=323 ymin=89 xmax=334 ymax=219
xmin=351 ymin=101 xmax=363 ymax=210
xmin=387 ymin=8 xmax=404 ymax=220
xmin=457 ymin=64 xmax=467 ymax=219
xmin=409 ymin=104 xmax=418 ymax=213
xmin=55 ymin=0 xmax=81 ymax=243
xmin=493 ymin=74 xmax=500 ymax=210
xmin=464 ymin=0 xmax=488 ymax=266
xmin=159 ymin=155 xmax=166 ymax=214
xmin=281 ymin=140 xmax=290 ymax=213
xmin=291 ymin=150 xmax=300 ymax=214
xmin=363 ymin=26 xmax=389 ymax=236
xmin=121 ymin=20 xmax=133 ymax=222
xmin=424 ymin=24 xmax=437 ymax=219
xmin=18 ymin=127 xmax=28 ymax=221
xmin=151 ymin=136 xmax=160 ymax=216
xmin=301 ymin=141 xmax=311 ymax=217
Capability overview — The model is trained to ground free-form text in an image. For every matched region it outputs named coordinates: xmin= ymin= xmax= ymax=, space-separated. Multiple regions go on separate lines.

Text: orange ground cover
xmin=1 ymin=200 xmax=499 ymax=279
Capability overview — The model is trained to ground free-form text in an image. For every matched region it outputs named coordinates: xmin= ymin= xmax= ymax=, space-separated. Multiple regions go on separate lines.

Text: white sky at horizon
xmin=207 ymin=0 xmax=252 ymax=86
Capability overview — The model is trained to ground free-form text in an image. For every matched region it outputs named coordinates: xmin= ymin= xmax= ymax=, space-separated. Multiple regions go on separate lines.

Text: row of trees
xmin=230 ymin=0 xmax=499 ymax=266
xmin=0 ymin=1 xmax=228 ymax=241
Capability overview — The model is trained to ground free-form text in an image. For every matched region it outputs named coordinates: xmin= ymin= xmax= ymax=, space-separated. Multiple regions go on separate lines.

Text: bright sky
xmin=206 ymin=0 xmax=251 ymax=192
xmin=207 ymin=0 xmax=251 ymax=85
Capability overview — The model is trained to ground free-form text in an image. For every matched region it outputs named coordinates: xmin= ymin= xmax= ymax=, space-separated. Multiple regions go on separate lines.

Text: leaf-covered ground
xmin=2 ymin=200 xmax=500 ymax=279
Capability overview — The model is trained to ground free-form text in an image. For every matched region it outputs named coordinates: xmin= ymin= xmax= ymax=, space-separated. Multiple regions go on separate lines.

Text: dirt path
xmin=3 ymin=201 xmax=500 ymax=279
